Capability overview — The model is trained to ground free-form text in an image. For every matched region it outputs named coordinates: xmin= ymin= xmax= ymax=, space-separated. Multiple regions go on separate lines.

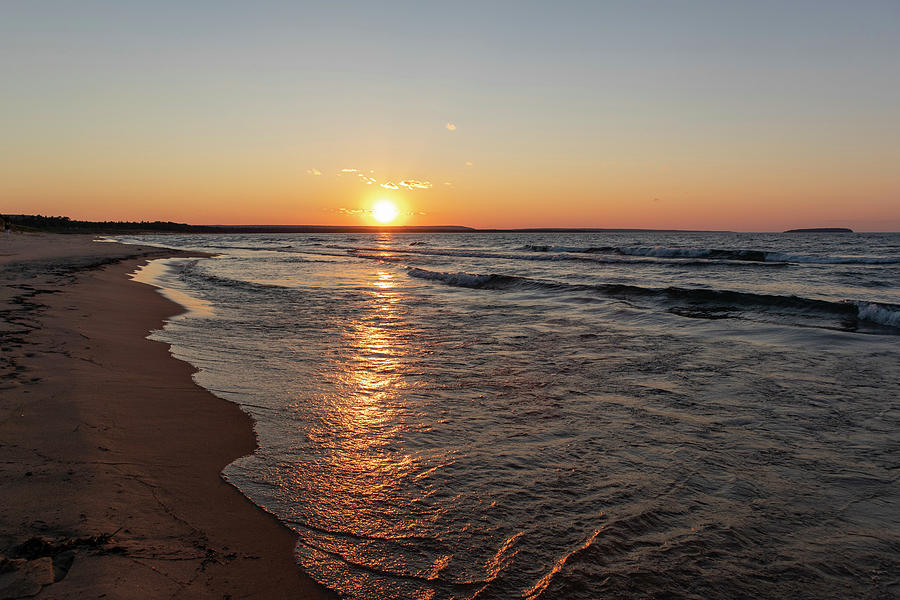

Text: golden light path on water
xmin=294 ymin=236 xmax=463 ymax=598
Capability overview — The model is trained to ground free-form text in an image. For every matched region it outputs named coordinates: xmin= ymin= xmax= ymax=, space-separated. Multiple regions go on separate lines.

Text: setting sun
xmin=371 ymin=200 xmax=399 ymax=224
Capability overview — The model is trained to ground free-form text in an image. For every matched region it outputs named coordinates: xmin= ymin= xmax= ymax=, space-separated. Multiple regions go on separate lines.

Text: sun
xmin=371 ymin=200 xmax=400 ymax=224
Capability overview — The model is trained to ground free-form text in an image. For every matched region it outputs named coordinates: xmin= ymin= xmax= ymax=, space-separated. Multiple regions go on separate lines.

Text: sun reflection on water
xmin=312 ymin=245 xmax=422 ymax=505
xmin=295 ymin=246 xmax=451 ymax=596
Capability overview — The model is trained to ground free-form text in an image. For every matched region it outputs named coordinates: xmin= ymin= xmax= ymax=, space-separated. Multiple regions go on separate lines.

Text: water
xmin=117 ymin=231 xmax=900 ymax=599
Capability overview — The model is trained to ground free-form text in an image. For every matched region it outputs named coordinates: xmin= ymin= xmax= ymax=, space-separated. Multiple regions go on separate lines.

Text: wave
xmin=320 ymin=245 xmax=784 ymax=268
xmin=764 ymin=252 xmax=898 ymax=265
xmin=406 ymin=268 xmax=900 ymax=331
xmin=522 ymin=244 xmax=899 ymax=265
xmin=329 ymin=244 xmax=570 ymax=262
xmin=183 ymin=267 xmax=295 ymax=293
xmin=407 ymin=268 xmax=557 ymax=291
xmin=336 ymin=243 xmax=895 ymax=267
xmin=205 ymin=244 xmax=295 ymax=251
xmin=854 ymin=302 xmax=900 ymax=327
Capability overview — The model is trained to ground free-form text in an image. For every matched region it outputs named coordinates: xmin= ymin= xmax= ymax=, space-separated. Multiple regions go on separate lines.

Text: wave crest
xmin=855 ymin=302 xmax=900 ymax=327
xmin=522 ymin=244 xmax=898 ymax=265
xmin=406 ymin=267 xmax=900 ymax=332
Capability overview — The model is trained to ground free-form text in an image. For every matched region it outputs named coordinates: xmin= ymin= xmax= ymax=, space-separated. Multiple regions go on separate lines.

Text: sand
xmin=0 ymin=234 xmax=334 ymax=599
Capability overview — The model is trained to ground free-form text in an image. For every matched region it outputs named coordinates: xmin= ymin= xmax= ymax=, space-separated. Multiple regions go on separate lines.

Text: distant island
xmin=784 ymin=227 xmax=854 ymax=233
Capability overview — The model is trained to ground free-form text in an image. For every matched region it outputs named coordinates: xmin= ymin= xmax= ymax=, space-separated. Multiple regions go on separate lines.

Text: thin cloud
xmin=465 ymin=161 xmax=473 ymax=167
xmin=306 ymin=168 xmax=322 ymax=176
xmin=445 ymin=122 xmax=457 ymax=131
xmin=399 ymin=180 xmax=432 ymax=190
xmin=332 ymin=169 xmax=434 ymax=191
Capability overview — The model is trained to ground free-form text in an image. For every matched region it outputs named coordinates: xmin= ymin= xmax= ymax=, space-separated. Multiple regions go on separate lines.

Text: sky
xmin=1 ymin=1 xmax=899 ymax=231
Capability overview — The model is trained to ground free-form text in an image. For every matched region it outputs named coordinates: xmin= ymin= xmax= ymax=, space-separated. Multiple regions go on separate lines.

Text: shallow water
xmin=117 ymin=232 xmax=900 ymax=599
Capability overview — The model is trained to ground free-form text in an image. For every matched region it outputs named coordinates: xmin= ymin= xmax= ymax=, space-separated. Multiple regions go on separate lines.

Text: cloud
xmin=445 ymin=122 xmax=457 ymax=131
xmin=306 ymin=168 xmax=322 ymax=176
xmin=329 ymin=170 xmax=434 ymax=191
xmin=443 ymin=181 xmax=453 ymax=187
xmin=337 ymin=169 xmax=379 ymax=185
xmin=399 ymin=180 xmax=432 ymax=190
xmin=338 ymin=207 xmax=366 ymax=215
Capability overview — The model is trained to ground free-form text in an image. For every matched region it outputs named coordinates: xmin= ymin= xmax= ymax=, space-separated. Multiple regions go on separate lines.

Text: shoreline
xmin=0 ymin=234 xmax=334 ymax=599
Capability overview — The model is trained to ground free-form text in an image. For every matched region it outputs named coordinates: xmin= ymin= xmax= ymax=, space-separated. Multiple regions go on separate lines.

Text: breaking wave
xmin=522 ymin=244 xmax=899 ymax=264
xmin=323 ymin=245 xmax=785 ymax=268
xmin=407 ymin=267 xmax=900 ymax=331
xmin=854 ymin=301 xmax=900 ymax=327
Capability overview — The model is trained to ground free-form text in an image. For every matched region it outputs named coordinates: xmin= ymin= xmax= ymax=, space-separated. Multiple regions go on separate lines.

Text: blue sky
xmin=2 ymin=1 xmax=898 ymax=229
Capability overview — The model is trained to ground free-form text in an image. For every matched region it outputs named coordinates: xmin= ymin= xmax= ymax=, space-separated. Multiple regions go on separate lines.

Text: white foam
xmin=620 ymin=246 xmax=711 ymax=258
xmin=406 ymin=267 xmax=493 ymax=287
xmin=131 ymin=258 xmax=214 ymax=318
xmin=855 ymin=302 xmax=900 ymax=327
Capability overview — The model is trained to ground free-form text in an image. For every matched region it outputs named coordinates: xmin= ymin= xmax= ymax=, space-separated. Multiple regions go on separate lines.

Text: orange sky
xmin=2 ymin=3 xmax=898 ymax=231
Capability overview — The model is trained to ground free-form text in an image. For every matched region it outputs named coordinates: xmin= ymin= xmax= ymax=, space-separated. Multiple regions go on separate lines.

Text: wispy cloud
xmin=306 ymin=168 xmax=322 ymax=176
xmin=334 ymin=205 xmax=428 ymax=218
xmin=445 ymin=122 xmax=457 ymax=131
xmin=331 ymin=169 xmax=434 ymax=191
xmin=399 ymin=180 xmax=432 ymax=190
xmin=465 ymin=161 xmax=473 ymax=167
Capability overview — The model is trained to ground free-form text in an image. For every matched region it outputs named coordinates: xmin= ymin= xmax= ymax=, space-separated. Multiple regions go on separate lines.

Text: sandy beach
xmin=0 ymin=234 xmax=334 ymax=599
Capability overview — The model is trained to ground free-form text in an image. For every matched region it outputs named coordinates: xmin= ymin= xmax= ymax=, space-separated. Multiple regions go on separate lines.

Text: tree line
xmin=2 ymin=215 xmax=197 ymax=233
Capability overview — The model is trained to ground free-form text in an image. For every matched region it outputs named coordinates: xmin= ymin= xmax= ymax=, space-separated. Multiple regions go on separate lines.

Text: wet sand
xmin=0 ymin=234 xmax=334 ymax=599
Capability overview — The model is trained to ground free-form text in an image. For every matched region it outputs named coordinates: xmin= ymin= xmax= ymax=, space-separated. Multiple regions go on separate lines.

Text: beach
xmin=0 ymin=234 xmax=333 ymax=599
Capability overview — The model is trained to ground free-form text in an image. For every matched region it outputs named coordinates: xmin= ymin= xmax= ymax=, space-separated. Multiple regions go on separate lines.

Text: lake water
xmin=119 ymin=231 xmax=900 ymax=599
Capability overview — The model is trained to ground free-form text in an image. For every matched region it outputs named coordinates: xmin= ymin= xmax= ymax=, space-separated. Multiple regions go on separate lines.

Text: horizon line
xmin=7 ymin=215 xmax=891 ymax=234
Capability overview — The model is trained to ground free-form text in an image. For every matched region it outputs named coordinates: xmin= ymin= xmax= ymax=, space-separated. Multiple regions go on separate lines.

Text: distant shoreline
xmin=4 ymin=215 xmax=733 ymax=234
xmin=5 ymin=215 xmax=893 ymax=234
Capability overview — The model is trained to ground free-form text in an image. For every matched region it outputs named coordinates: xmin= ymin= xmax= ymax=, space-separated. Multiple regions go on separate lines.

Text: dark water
xmin=119 ymin=232 xmax=900 ymax=599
